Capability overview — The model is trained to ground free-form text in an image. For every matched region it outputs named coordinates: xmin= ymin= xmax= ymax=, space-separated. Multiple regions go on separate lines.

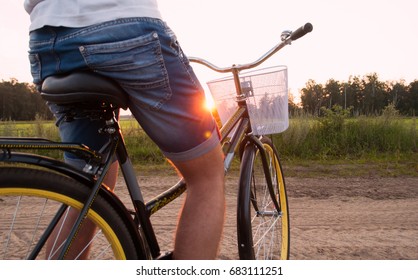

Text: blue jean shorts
xmin=28 ymin=18 xmax=220 ymax=165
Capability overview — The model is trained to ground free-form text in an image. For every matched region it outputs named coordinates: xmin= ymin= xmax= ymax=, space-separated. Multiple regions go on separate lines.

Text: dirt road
xmin=133 ymin=174 xmax=418 ymax=260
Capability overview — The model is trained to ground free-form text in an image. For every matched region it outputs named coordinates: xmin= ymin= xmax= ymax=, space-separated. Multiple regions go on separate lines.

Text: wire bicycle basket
xmin=207 ymin=65 xmax=288 ymax=135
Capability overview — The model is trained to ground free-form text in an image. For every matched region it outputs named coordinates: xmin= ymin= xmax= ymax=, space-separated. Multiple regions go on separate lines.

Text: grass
xmin=1 ymin=112 xmax=417 ymax=178
xmin=281 ymin=156 xmax=418 ymax=178
xmin=272 ymin=106 xmax=417 ymax=161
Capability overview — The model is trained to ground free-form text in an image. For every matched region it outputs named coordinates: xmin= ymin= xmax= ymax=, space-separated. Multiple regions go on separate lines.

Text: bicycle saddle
xmin=40 ymin=71 xmax=129 ymax=110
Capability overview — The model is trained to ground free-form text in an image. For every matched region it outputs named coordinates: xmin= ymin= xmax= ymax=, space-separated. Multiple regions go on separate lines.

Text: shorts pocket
xmin=79 ymin=32 xmax=172 ymax=110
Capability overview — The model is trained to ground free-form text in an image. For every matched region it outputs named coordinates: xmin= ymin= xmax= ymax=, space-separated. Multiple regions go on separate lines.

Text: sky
xmin=1 ymin=0 xmax=417 ymax=103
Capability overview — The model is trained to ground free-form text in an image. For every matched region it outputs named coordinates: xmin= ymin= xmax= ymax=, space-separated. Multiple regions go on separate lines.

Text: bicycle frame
xmin=0 ymin=94 xmax=277 ymax=259
xmin=0 ymin=22 xmax=312 ymax=259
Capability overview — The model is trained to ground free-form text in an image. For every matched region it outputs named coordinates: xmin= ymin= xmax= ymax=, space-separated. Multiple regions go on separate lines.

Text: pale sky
xmin=1 ymin=0 xmax=417 ymax=100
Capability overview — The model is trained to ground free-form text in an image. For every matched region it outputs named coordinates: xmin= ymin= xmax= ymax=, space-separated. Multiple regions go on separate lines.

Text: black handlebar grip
xmin=290 ymin=23 xmax=313 ymax=41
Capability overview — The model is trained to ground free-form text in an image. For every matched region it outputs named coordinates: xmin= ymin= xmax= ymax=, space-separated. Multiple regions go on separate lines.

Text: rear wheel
xmin=0 ymin=167 xmax=140 ymax=259
xmin=237 ymin=136 xmax=289 ymax=259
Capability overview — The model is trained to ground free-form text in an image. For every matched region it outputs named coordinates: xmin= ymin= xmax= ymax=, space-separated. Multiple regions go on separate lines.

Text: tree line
xmin=0 ymin=79 xmax=53 ymax=121
xmin=1 ymin=73 xmax=418 ymax=121
xmin=293 ymin=73 xmax=418 ymax=116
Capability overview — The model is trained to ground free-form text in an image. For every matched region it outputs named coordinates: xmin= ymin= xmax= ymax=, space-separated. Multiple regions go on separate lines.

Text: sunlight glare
xmin=204 ymin=91 xmax=216 ymax=112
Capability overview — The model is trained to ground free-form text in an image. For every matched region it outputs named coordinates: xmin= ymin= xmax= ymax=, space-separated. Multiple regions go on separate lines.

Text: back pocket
xmin=79 ymin=32 xmax=171 ymax=110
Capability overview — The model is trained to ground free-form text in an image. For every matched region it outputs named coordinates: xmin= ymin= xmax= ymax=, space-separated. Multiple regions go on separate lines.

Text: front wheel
xmin=237 ymin=136 xmax=290 ymax=259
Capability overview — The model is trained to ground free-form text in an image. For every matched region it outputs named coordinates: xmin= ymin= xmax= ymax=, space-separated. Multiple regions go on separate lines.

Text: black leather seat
xmin=40 ymin=72 xmax=129 ymax=110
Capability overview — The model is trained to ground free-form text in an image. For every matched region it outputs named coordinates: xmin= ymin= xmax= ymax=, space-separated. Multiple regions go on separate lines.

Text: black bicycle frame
xmin=0 ymin=102 xmax=279 ymax=260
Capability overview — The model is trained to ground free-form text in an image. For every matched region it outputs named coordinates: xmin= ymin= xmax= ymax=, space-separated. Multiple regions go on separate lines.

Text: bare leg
xmin=171 ymin=144 xmax=225 ymax=260
xmin=46 ymin=162 xmax=119 ymax=259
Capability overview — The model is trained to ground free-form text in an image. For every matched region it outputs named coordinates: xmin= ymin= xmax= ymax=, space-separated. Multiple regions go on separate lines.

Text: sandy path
xmin=122 ymin=175 xmax=418 ymax=260
xmin=1 ymin=171 xmax=416 ymax=260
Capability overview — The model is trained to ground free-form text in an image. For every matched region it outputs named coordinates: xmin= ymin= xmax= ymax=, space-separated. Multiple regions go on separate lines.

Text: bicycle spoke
xmin=253 ymin=215 xmax=280 ymax=247
xmin=74 ymin=229 xmax=104 ymax=260
xmin=26 ymin=197 xmax=49 ymax=259
xmin=2 ymin=196 xmax=21 ymax=259
xmin=94 ymin=242 xmax=113 ymax=259
xmin=47 ymin=207 xmax=71 ymax=260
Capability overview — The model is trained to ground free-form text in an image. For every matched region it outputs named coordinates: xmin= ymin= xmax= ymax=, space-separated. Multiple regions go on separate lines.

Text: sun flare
xmin=204 ymin=92 xmax=216 ymax=112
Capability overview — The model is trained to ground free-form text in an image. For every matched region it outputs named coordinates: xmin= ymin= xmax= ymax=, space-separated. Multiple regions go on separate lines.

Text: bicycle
xmin=0 ymin=22 xmax=312 ymax=260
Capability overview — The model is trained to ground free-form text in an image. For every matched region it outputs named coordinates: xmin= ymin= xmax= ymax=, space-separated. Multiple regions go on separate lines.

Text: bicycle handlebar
xmin=290 ymin=22 xmax=313 ymax=41
xmin=189 ymin=22 xmax=313 ymax=73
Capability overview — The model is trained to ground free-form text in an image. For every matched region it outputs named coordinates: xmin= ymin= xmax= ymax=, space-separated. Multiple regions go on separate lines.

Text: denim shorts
xmin=28 ymin=18 xmax=220 ymax=164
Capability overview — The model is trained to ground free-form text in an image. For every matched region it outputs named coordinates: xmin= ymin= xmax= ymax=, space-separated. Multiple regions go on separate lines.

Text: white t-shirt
xmin=24 ymin=0 xmax=162 ymax=31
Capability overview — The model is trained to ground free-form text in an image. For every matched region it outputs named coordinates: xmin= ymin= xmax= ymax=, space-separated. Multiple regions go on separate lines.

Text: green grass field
xmin=1 ymin=115 xmax=417 ymax=177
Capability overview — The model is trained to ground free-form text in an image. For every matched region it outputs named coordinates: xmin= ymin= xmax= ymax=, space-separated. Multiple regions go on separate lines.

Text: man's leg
xmin=46 ymin=162 xmax=119 ymax=259
xmin=171 ymin=144 xmax=225 ymax=260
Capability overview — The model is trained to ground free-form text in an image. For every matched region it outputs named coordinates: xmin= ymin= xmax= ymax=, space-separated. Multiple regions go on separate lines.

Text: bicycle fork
xmin=247 ymin=135 xmax=281 ymax=215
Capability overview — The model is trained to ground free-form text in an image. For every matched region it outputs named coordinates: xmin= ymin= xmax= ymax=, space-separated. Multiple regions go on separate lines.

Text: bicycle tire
xmin=0 ymin=167 xmax=141 ymax=260
xmin=237 ymin=136 xmax=290 ymax=260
